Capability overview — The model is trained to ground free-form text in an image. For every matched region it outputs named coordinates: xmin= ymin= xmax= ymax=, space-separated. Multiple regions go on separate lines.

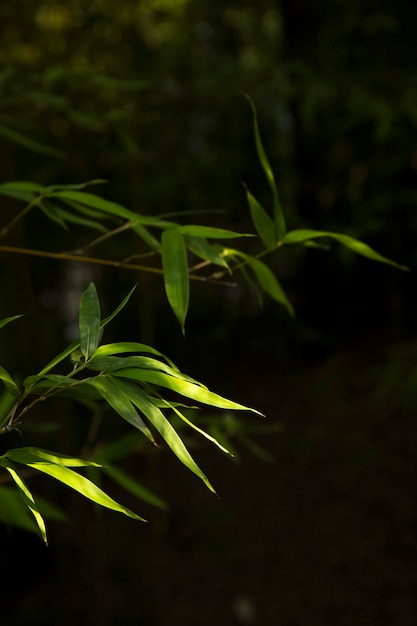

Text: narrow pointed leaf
xmin=0 ymin=365 xmax=20 ymax=395
xmin=246 ymin=94 xmax=285 ymax=239
xmin=0 ymin=125 xmax=65 ymax=159
xmin=246 ymin=190 xmax=277 ymax=249
xmin=161 ymin=228 xmax=189 ymax=333
xmin=94 ymin=341 xmax=177 ymax=368
xmin=179 ymin=225 xmax=251 ymax=239
xmin=88 ymin=376 xmax=155 ymax=442
xmin=2 ymin=462 xmax=48 ymax=543
xmin=115 ymin=380 xmax=216 ymax=493
xmin=112 ymin=368 xmax=263 ymax=414
xmin=0 ymin=315 xmax=24 ymax=330
xmin=249 ymin=258 xmax=295 ymax=316
xmin=5 ymin=447 xmax=101 ymax=467
xmin=79 ymin=283 xmax=101 ymax=360
xmin=24 ymin=462 xmax=145 ymax=521
xmin=48 ymin=190 xmax=137 ymax=220
xmin=168 ymin=402 xmax=233 ymax=456
xmin=185 ymin=235 xmax=229 ymax=269
xmin=282 ymin=229 xmax=409 ymax=270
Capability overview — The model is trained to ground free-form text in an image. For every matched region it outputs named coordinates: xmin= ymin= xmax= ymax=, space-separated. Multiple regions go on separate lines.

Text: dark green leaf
xmin=161 ymin=228 xmax=189 ymax=333
xmin=246 ymin=190 xmax=277 ymax=249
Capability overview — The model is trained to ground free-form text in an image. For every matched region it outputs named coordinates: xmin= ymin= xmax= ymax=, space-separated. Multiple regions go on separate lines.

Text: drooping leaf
xmin=21 ymin=462 xmax=145 ymax=521
xmin=185 ymin=235 xmax=230 ymax=269
xmin=5 ymin=447 xmax=101 ymax=467
xmin=161 ymin=228 xmax=189 ymax=333
xmin=245 ymin=94 xmax=285 ymax=239
xmin=0 ymin=315 xmax=24 ymax=330
xmin=88 ymin=376 xmax=155 ymax=442
xmin=112 ymin=368 xmax=263 ymax=414
xmin=0 ymin=365 xmax=20 ymax=396
xmin=79 ymin=283 xmax=101 ymax=360
xmin=167 ymin=402 xmax=233 ymax=456
xmin=1 ymin=462 xmax=48 ymax=544
xmin=282 ymin=229 xmax=409 ymax=270
xmin=248 ymin=258 xmax=295 ymax=316
xmin=114 ymin=380 xmax=216 ymax=493
xmin=48 ymin=190 xmax=137 ymax=220
xmin=246 ymin=190 xmax=277 ymax=249
xmin=94 ymin=341 xmax=177 ymax=368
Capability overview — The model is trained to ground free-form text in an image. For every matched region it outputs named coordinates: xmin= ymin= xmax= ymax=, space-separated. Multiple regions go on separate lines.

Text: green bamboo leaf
xmin=167 ymin=402 xmax=233 ymax=456
xmin=245 ymin=94 xmax=285 ymax=239
xmin=23 ymin=462 xmax=145 ymax=521
xmin=0 ymin=365 xmax=20 ymax=396
xmin=52 ymin=206 xmax=108 ymax=233
xmin=113 ymin=380 xmax=216 ymax=493
xmin=2 ymin=462 xmax=48 ymax=544
xmin=112 ymin=368 xmax=263 ymax=414
xmin=48 ymin=190 xmax=137 ymax=220
xmin=88 ymin=376 xmax=155 ymax=442
xmin=185 ymin=235 xmax=229 ymax=269
xmin=79 ymin=283 xmax=101 ymax=360
xmin=246 ymin=190 xmax=277 ymax=249
xmin=5 ymin=447 xmax=101 ymax=467
xmin=39 ymin=199 xmax=68 ymax=229
xmin=94 ymin=341 xmax=177 ymax=368
xmin=93 ymin=433 xmax=144 ymax=463
xmin=0 ymin=314 xmax=24 ymax=330
xmin=131 ymin=222 xmax=161 ymax=251
xmin=282 ymin=229 xmax=409 ymax=270
xmin=179 ymin=225 xmax=251 ymax=239
xmin=249 ymin=258 xmax=295 ymax=316
xmin=88 ymin=355 xmax=200 ymax=385
xmin=0 ymin=485 xmax=40 ymax=533
xmin=161 ymin=228 xmax=189 ymax=333
xmin=36 ymin=287 xmax=136 ymax=378
xmin=43 ymin=180 xmax=107 ymax=193
xmin=102 ymin=465 xmax=168 ymax=510
xmin=0 ymin=181 xmax=42 ymax=203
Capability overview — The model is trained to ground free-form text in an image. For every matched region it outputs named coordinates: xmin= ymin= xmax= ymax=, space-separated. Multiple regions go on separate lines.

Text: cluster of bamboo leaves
xmin=0 ymin=97 xmax=407 ymax=543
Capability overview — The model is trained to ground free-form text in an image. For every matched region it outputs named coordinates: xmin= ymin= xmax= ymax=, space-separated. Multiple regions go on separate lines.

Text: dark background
xmin=1 ymin=1 xmax=417 ymax=624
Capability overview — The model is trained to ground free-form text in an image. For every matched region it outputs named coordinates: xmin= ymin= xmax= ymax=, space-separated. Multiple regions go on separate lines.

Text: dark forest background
xmin=1 ymin=1 xmax=417 ymax=624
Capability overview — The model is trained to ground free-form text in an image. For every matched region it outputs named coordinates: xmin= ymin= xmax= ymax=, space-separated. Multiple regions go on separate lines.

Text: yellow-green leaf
xmin=161 ymin=228 xmax=189 ymax=333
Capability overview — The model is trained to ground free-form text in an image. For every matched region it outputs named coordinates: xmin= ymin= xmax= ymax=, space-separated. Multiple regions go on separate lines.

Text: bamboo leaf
xmin=23 ymin=462 xmax=145 ymax=521
xmin=94 ymin=341 xmax=177 ymax=368
xmin=282 ymin=229 xmax=409 ymax=270
xmin=0 ymin=315 xmax=24 ymax=330
xmin=249 ymin=258 xmax=295 ymax=316
xmin=79 ymin=283 xmax=101 ymax=360
xmin=112 ymin=368 xmax=263 ymax=414
xmin=5 ymin=447 xmax=102 ymax=467
xmin=246 ymin=190 xmax=277 ymax=249
xmin=0 ymin=365 xmax=20 ymax=396
xmin=161 ymin=228 xmax=189 ymax=333
xmin=48 ymin=190 xmax=137 ymax=220
xmin=185 ymin=236 xmax=229 ymax=269
xmin=88 ymin=376 xmax=155 ymax=442
xmin=245 ymin=94 xmax=285 ymax=239
xmin=179 ymin=225 xmax=251 ymax=239
xmin=114 ymin=380 xmax=216 ymax=493
xmin=1 ymin=462 xmax=48 ymax=544
xmin=0 ymin=125 xmax=65 ymax=159
xmin=167 ymin=402 xmax=233 ymax=456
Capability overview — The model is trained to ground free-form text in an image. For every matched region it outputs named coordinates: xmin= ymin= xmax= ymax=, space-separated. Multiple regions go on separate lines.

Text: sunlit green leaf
xmin=161 ymin=228 xmax=189 ymax=333
xmin=5 ymin=447 xmax=101 ymax=467
xmin=88 ymin=376 xmax=155 ymax=442
xmin=167 ymin=402 xmax=233 ymax=456
xmin=114 ymin=380 xmax=216 ymax=493
xmin=112 ymin=368 xmax=263 ymax=414
xmin=79 ymin=283 xmax=101 ymax=360
xmin=23 ymin=462 xmax=145 ymax=521
xmin=282 ymin=229 xmax=409 ymax=270
xmin=1 ymin=462 xmax=48 ymax=544
xmin=94 ymin=341 xmax=177 ymax=368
